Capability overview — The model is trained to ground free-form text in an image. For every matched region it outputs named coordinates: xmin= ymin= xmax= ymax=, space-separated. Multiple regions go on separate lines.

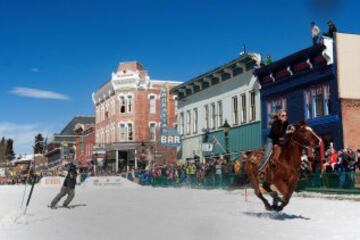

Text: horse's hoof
xmin=272 ymin=205 xmax=283 ymax=212
xmin=265 ymin=205 xmax=273 ymax=211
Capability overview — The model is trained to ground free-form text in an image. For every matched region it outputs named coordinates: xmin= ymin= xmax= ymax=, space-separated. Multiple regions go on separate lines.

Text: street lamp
xmin=221 ymin=120 xmax=231 ymax=161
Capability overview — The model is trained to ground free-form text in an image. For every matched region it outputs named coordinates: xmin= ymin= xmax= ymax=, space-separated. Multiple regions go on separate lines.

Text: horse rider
xmin=258 ymin=109 xmax=295 ymax=177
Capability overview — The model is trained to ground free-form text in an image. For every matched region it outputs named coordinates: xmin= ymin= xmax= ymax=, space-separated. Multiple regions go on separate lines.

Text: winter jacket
xmin=268 ymin=119 xmax=289 ymax=145
xmin=63 ymin=164 xmax=77 ymax=189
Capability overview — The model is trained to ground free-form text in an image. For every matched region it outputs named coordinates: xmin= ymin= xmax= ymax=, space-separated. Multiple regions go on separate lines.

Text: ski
xmin=48 ymin=205 xmax=75 ymax=209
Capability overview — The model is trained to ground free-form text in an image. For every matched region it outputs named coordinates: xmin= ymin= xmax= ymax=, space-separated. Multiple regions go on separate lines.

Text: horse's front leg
xmin=271 ymin=180 xmax=292 ymax=212
xmin=247 ymin=168 xmax=272 ymax=211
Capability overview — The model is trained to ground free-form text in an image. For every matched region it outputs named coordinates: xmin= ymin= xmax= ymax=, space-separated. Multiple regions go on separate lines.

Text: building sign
xmin=201 ymin=143 xmax=213 ymax=152
xmin=160 ymin=128 xmax=181 ymax=147
xmin=159 ymin=88 xmax=181 ymax=147
xmin=159 ymin=88 xmax=168 ymax=134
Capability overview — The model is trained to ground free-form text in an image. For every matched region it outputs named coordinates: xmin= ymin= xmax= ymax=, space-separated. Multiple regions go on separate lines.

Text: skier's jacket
xmin=63 ymin=164 xmax=77 ymax=189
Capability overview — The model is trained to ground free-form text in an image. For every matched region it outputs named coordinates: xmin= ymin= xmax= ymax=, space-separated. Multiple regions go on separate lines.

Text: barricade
xmin=40 ymin=176 xmax=65 ymax=187
xmin=83 ymin=176 xmax=139 ymax=188
xmin=138 ymin=172 xmax=360 ymax=194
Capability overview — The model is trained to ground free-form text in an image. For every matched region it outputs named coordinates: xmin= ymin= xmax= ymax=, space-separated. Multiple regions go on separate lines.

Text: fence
xmin=138 ymin=172 xmax=360 ymax=194
xmin=296 ymin=172 xmax=360 ymax=194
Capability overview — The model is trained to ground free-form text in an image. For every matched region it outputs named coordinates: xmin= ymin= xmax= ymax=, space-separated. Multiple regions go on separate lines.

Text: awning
xmin=105 ymin=143 xmax=139 ymax=151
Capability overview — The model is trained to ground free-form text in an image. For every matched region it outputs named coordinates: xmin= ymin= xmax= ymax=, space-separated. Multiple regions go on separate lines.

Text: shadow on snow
xmin=242 ymin=211 xmax=311 ymax=221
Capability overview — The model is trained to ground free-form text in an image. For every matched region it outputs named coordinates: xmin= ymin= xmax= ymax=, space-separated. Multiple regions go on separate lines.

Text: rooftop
xmin=170 ymin=53 xmax=261 ymax=97
xmin=59 ymin=116 xmax=95 ymax=135
xmin=255 ymin=44 xmax=325 ymax=77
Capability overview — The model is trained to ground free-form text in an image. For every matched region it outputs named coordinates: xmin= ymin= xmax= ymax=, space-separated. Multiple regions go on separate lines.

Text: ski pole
xmin=20 ymin=161 xmax=33 ymax=208
xmin=20 ymin=183 xmax=28 ymax=208
xmin=23 ymin=174 xmax=36 ymax=215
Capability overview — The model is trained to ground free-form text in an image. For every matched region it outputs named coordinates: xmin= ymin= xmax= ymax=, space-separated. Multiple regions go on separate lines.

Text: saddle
xmin=250 ymin=144 xmax=282 ymax=166
xmin=258 ymin=145 xmax=283 ymax=194
xmin=270 ymin=144 xmax=282 ymax=165
xmin=257 ymin=144 xmax=282 ymax=181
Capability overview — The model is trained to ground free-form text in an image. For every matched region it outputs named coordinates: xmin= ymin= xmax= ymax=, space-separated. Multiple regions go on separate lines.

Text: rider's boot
xmin=258 ymin=171 xmax=266 ymax=185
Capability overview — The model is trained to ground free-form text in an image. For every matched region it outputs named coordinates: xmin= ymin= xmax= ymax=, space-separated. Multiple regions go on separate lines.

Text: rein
xmin=289 ymin=131 xmax=314 ymax=150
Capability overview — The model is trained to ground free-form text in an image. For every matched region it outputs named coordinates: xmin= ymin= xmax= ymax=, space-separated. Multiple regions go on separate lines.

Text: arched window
xmin=119 ymin=124 xmax=126 ymax=141
xmin=120 ymin=96 xmax=126 ymax=113
xmin=127 ymin=95 xmax=133 ymax=113
xmin=149 ymin=95 xmax=156 ymax=114
xmin=128 ymin=123 xmax=133 ymax=141
xmin=179 ymin=112 xmax=184 ymax=135
xmin=149 ymin=123 xmax=156 ymax=141
xmin=186 ymin=110 xmax=191 ymax=134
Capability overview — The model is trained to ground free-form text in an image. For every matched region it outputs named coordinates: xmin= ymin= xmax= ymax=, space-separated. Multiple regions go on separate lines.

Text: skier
xmin=50 ymin=162 xmax=77 ymax=208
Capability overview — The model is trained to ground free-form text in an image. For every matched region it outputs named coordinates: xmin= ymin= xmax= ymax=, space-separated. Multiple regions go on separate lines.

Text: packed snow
xmin=1 ymin=177 xmax=360 ymax=240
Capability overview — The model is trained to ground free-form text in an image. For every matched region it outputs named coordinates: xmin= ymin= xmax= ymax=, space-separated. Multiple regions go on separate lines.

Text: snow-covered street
xmin=1 ymin=179 xmax=360 ymax=240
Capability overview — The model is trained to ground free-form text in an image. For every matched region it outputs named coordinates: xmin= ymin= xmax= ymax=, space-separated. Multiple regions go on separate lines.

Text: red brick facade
xmin=74 ymin=125 xmax=95 ymax=166
xmin=93 ymin=62 xmax=180 ymax=166
xmin=341 ymin=99 xmax=360 ymax=150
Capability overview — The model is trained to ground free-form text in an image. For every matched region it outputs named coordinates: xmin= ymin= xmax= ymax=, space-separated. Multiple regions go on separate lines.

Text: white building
xmin=171 ymin=53 xmax=262 ymax=161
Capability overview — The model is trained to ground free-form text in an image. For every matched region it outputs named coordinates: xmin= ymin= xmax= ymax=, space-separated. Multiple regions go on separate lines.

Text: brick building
xmin=45 ymin=116 xmax=95 ymax=169
xmin=92 ymin=62 xmax=181 ymax=171
xmin=74 ymin=122 xmax=95 ymax=167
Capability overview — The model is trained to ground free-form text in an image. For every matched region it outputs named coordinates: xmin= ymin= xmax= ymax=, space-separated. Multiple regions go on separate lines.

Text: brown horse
xmin=242 ymin=121 xmax=322 ymax=211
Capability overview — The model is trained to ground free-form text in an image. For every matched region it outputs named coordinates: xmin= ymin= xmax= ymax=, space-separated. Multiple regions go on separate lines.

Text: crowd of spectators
xmin=1 ymin=145 xmax=360 ymax=189
xmin=300 ymin=147 xmax=360 ymax=175
xmin=299 ymin=147 xmax=360 ymax=189
xmin=137 ymin=155 xmax=243 ymax=187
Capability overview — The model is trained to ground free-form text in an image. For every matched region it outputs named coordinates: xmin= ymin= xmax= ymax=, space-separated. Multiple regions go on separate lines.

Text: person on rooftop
xmin=323 ymin=20 xmax=337 ymax=38
xmin=310 ymin=21 xmax=321 ymax=45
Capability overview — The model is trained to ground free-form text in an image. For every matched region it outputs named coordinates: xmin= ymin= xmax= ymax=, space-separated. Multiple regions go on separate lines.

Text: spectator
xmin=310 ymin=21 xmax=320 ymax=45
xmin=264 ymin=55 xmax=272 ymax=65
xmin=323 ymin=20 xmax=337 ymax=38
xmin=300 ymin=150 xmax=310 ymax=177
xmin=215 ymin=157 xmax=223 ymax=185
xmin=233 ymin=160 xmax=241 ymax=175
xmin=329 ymin=148 xmax=338 ymax=171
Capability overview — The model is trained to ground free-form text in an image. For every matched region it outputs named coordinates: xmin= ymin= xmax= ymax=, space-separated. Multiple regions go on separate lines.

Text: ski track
xmin=1 ymin=183 xmax=360 ymax=240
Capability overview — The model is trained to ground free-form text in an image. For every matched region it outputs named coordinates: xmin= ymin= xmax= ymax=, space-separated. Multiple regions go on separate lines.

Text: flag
xmin=212 ymin=137 xmax=219 ymax=147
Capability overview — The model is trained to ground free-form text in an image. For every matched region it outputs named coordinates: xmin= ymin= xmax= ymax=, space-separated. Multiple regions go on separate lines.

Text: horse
xmin=241 ymin=121 xmax=322 ymax=211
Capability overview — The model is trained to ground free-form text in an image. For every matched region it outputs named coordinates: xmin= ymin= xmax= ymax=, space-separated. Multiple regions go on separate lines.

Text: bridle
xmin=290 ymin=126 xmax=321 ymax=150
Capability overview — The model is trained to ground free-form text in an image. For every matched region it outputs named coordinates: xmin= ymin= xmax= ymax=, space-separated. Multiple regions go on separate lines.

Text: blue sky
xmin=0 ymin=0 xmax=359 ymax=154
